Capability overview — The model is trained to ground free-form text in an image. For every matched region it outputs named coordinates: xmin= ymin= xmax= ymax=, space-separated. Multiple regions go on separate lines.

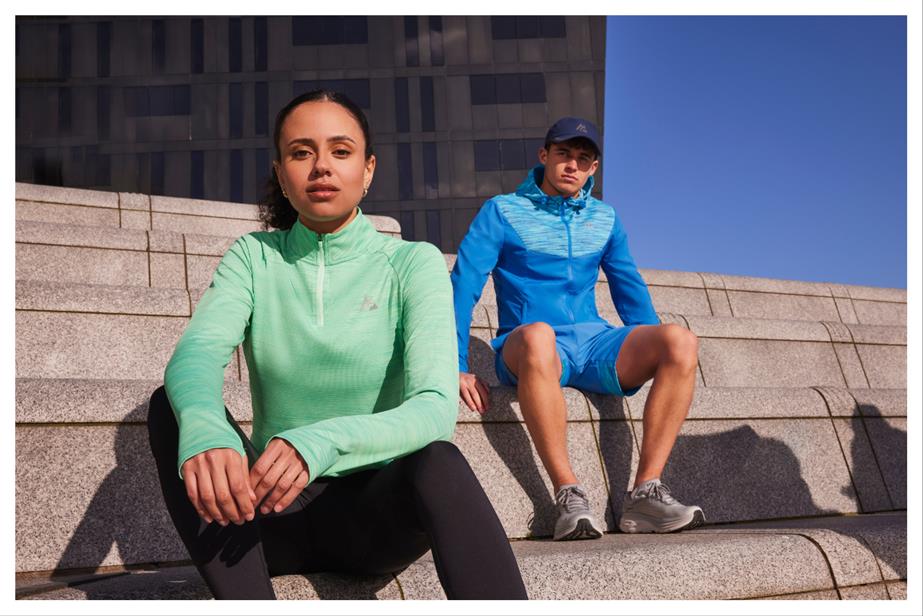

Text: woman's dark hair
xmin=258 ymin=90 xmax=374 ymax=230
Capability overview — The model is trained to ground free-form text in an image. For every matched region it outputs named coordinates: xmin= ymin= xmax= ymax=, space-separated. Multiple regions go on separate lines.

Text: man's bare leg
xmin=501 ymin=322 xmax=575 ymax=492
xmin=614 ymin=323 xmax=699 ymax=488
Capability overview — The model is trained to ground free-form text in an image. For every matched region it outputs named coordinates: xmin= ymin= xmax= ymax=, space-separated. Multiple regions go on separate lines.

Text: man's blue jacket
xmin=450 ymin=165 xmax=660 ymax=373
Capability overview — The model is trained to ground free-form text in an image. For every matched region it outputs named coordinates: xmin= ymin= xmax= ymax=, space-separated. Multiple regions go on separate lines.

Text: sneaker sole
xmin=554 ymin=518 xmax=604 ymax=541
xmin=619 ymin=509 xmax=706 ymax=534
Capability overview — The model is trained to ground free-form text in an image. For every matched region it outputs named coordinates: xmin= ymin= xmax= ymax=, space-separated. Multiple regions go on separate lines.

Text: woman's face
xmin=273 ymin=100 xmax=376 ymax=233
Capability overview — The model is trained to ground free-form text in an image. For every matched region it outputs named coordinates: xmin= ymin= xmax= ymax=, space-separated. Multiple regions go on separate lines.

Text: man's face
xmin=538 ymin=139 xmax=600 ymax=198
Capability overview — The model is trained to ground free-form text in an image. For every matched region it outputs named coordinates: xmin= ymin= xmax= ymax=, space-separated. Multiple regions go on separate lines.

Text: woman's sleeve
xmin=164 ymin=236 xmax=255 ymax=478
xmin=273 ymin=242 xmax=459 ymax=481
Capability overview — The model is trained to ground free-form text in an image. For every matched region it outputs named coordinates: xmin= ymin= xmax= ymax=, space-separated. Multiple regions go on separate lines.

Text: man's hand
xmin=249 ymin=438 xmax=310 ymax=515
xmin=459 ymin=371 xmax=491 ymax=414
xmin=181 ymin=448 xmax=256 ymax=526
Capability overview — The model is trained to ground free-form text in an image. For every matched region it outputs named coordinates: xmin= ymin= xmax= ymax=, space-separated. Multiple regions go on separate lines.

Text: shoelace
xmin=635 ymin=481 xmax=677 ymax=504
xmin=556 ymin=486 xmax=589 ymax=513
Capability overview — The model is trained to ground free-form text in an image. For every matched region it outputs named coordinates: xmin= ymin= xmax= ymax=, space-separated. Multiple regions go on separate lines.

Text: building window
xmin=58 ymin=88 xmax=71 ymax=134
xmin=294 ymin=79 xmax=371 ymax=109
xmin=191 ymin=150 xmax=204 ymax=198
xmin=499 ymin=139 xmax=525 ymax=170
xmin=404 ymin=16 xmax=419 ymax=67
xmin=397 ymin=143 xmax=413 ymax=200
xmin=125 ymin=85 xmax=191 ymax=117
xmin=420 ymin=76 xmax=435 ymax=132
xmin=229 ymin=82 xmax=242 ymax=138
xmin=58 ymin=24 xmax=71 ymax=80
xmin=97 ymin=22 xmax=111 ymax=78
xmin=254 ymin=17 xmax=268 ymax=71
xmin=400 ymin=210 xmax=415 ymax=240
xmin=229 ymin=18 xmax=242 ymax=72
xmin=292 ymin=17 xmax=368 ymax=45
xmin=255 ymin=81 xmax=268 ymax=136
xmin=230 ymin=149 xmax=243 ymax=202
xmin=151 ymin=152 xmax=165 ymax=195
xmin=426 ymin=210 xmax=442 ymax=247
xmin=97 ymin=86 xmax=110 ymax=140
xmin=255 ymin=147 xmax=270 ymax=200
xmin=152 ymin=20 xmax=166 ymax=73
xmin=491 ymin=16 xmax=567 ymax=39
xmin=423 ymin=142 xmax=438 ymax=192
xmin=191 ymin=19 xmax=204 ymax=74
xmin=469 ymin=73 xmax=546 ymax=105
xmin=474 ymin=140 xmax=500 ymax=172
xmin=394 ymin=78 xmax=409 ymax=133
xmin=474 ymin=138 xmax=544 ymax=172
xmin=429 ymin=17 xmax=444 ymax=66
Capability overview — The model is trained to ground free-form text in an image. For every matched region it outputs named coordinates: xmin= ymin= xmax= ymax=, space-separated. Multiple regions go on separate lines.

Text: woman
xmin=147 ymin=90 xmax=527 ymax=600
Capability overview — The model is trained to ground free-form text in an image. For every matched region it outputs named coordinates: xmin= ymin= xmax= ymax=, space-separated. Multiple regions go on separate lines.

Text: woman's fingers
xmin=207 ymin=452 xmax=241 ymax=525
xmin=250 ymin=442 xmax=284 ymax=505
xmin=273 ymin=470 xmax=309 ymax=513
xmin=227 ymin=454 xmax=255 ymax=523
xmin=183 ymin=468 xmax=210 ymax=523
xmin=194 ymin=462 xmax=224 ymax=525
xmin=263 ymin=458 xmax=303 ymax=514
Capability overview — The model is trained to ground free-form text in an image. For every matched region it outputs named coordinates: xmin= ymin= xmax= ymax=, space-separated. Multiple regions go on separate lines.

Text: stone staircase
xmin=14 ymin=183 xmax=907 ymax=600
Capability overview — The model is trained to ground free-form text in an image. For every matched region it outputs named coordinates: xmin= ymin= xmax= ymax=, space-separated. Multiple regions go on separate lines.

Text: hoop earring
xmin=362 ymin=186 xmax=369 ymax=198
xmin=281 ymin=187 xmax=289 ymax=199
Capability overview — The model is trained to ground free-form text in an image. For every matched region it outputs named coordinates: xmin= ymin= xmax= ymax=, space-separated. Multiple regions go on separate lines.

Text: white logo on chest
xmin=360 ymin=295 xmax=379 ymax=311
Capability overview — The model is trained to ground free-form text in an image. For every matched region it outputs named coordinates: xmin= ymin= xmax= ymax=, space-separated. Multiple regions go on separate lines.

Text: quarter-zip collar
xmin=515 ymin=165 xmax=594 ymax=219
xmin=285 ymin=208 xmax=383 ymax=264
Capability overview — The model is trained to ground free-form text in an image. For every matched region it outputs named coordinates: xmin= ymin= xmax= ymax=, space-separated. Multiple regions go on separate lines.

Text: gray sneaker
xmin=552 ymin=485 xmax=603 ymax=541
xmin=619 ymin=479 xmax=705 ymax=533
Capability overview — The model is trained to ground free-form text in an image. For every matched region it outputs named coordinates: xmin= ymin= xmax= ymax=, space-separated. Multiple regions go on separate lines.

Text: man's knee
xmin=659 ymin=324 xmax=698 ymax=371
xmin=509 ymin=322 xmax=559 ymax=374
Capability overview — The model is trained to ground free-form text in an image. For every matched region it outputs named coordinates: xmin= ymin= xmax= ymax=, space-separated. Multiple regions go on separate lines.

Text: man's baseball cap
xmin=544 ymin=117 xmax=602 ymax=157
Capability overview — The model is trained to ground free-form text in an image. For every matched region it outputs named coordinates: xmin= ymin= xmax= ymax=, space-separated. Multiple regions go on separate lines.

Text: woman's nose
xmin=310 ymin=154 xmax=331 ymax=177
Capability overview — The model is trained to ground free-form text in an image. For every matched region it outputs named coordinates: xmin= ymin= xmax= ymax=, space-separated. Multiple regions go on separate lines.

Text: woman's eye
xmin=333 ymin=148 xmax=351 ymax=156
xmin=292 ymin=149 xmax=312 ymax=159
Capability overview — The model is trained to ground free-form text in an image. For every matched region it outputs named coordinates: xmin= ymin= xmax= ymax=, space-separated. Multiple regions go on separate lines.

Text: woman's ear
xmin=364 ymin=154 xmax=377 ymax=188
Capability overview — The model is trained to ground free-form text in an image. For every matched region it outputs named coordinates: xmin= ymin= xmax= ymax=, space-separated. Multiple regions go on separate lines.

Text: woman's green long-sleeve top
xmin=164 ymin=210 xmax=459 ymax=480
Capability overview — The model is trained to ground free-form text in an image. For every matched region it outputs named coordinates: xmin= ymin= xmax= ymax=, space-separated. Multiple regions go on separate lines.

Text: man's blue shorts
xmin=493 ymin=323 xmax=643 ymax=397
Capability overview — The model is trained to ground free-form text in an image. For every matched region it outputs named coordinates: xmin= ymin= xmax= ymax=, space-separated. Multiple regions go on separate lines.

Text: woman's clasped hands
xmin=180 ymin=438 xmax=310 ymax=526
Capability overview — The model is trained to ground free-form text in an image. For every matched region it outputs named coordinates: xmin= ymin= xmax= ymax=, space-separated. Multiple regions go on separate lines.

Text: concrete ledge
xmin=16 ymin=220 xmax=148 ymax=251
xmin=16 ymin=280 xmax=190 ymax=317
xmin=626 ymin=386 xmax=830 ymax=420
xmin=16 ymin=513 xmax=906 ymax=600
xmin=16 ymin=182 xmax=119 ymax=208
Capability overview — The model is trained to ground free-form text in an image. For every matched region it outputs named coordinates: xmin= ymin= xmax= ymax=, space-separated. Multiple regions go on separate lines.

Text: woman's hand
xmin=459 ymin=371 xmax=490 ymax=414
xmin=181 ymin=448 xmax=256 ymax=526
xmin=249 ymin=438 xmax=310 ymax=515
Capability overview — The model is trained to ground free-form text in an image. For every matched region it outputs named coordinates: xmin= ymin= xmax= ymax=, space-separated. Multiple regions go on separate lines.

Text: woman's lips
xmin=307 ymin=185 xmax=339 ymax=200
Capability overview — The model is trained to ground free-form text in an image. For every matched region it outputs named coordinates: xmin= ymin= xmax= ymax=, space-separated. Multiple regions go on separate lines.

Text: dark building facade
xmin=15 ymin=16 xmax=606 ymax=252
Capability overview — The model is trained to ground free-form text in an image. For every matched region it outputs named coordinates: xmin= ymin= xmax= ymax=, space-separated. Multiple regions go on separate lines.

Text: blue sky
xmin=602 ymin=16 xmax=907 ymax=289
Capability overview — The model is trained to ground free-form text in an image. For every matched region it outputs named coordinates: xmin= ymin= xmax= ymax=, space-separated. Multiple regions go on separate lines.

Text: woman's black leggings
xmin=147 ymin=387 xmax=527 ymax=600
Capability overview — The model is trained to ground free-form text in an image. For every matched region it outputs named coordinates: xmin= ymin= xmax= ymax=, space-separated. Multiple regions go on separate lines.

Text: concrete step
xmin=15 ymin=512 xmax=906 ymax=600
xmin=15 ymin=377 xmax=906 ymax=572
xmin=17 ymin=212 xmax=905 ymax=326
xmin=15 ymin=277 xmax=906 ymax=388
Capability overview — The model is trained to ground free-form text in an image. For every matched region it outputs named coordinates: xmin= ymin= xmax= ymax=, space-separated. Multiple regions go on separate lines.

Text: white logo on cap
xmin=576 ymin=123 xmax=587 ymax=133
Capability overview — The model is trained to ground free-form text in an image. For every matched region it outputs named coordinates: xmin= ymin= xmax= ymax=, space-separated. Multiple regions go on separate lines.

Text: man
xmin=451 ymin=117 xmax=705 ymax=541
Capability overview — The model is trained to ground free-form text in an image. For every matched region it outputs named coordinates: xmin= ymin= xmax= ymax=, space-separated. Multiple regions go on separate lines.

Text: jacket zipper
xmin=316 ymin=234 xmax=325 ymax=326
xmin=561 ymin=205 xmax=576 ymax=322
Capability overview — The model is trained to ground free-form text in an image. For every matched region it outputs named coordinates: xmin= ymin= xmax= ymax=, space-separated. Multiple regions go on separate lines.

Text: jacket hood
xmin=515 ymin=165 xmax=595 ymax=215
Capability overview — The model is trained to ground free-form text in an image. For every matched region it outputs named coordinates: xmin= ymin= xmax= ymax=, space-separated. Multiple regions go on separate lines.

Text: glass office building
xmin=15 ymin=16 xmax=606 ymax=251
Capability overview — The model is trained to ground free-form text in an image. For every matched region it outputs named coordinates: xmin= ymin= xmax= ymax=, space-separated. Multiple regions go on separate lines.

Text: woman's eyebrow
xmin=327 ymin=135 xmax=357 ymax=144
